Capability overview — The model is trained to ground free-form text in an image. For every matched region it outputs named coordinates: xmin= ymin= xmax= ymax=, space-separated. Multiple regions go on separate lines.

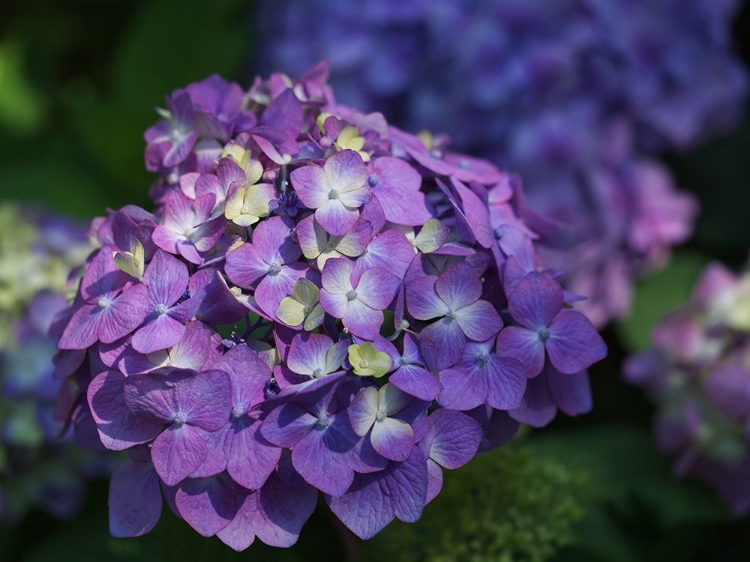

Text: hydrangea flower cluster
xmin=254 ymin=0 xmax=747 ymax=326
xmin=0 ymin=204 xmax=100 ymax=521
xmin=625 ymin=261 xmax=750 ymax=515
xmin=54 ymin=66 xmax=606 ymax=548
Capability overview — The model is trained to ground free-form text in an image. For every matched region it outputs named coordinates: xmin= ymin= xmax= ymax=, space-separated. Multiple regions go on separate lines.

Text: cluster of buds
xmin=256 ymin=0 xmax=747 ymax=326
xmin=0 ymin=205 xmax=99 ymax=521
xmin=625 ymin=261 xmax=750 ymax=514
xmin=53 ymin=65 xmax=606 ymax=548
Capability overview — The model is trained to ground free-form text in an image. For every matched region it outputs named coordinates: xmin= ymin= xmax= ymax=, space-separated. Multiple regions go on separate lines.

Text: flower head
xmin=53 ymin=66 xmax=607 ymax=546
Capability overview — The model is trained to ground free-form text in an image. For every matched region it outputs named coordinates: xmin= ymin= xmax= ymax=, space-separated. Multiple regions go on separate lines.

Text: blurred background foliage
xmin=2 ymin=0 xmax=750 ymax=560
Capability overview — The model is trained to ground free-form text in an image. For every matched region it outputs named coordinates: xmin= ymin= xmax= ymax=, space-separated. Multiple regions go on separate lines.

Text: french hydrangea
xmin=0 ymin=204 xmax=103 ymax=521
xmin=625 ymin=261 xmax=750 ymax=515
xmin=53 ymin=66 xmax=606 ymax=548
xmin=254 ymin=0 xmax=747 ymax=326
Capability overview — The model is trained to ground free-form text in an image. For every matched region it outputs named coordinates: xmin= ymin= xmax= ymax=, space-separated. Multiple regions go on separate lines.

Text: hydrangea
xmin=54 ymin=66 xmax=606 ymax=548
xmin=625 ymin=261 xmax=750 ymax=515
xmin=0 ymin=204 xmax=103 ymax=521
xmin=254 ymin=0 xmax=747 ymax=326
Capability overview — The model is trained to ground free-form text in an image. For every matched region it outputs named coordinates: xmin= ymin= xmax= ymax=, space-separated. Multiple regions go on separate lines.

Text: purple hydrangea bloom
xmin=255 ymin=0 xmax=747 ymax=326
xmin=53 ymin=66 xmax=607 ymax=546
xmin=625 ymin=261 xmax=750 ymax=515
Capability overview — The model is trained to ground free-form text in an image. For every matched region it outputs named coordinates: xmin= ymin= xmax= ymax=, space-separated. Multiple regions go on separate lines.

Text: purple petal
xmin=261 ymin=403 xmax=316 ymax=448
xmin=454 ymin=179 xmax=493 ymax=248
xmin=547 ymin=367 xmax=593 ymax=417
xmin=371 ymin=418 xmax=414 ymax=462
xmin=190 ymin=269 xmax=248 ymax=324
xmin=143 ymin=250 xmax=189 ymax=307
xmin=109 ymin=460 xmax=162 ymax=537
xmin=316 ymin=199 xmax=360 ymax=237
xmin=227 ymin=419 xmax=282 ymax=490
xmin=496 ymin=326 xmax=546 ymax=377
xmin=178 ymin=370 xmax=232 ymax=431
xmin=419 ymin=318 xmax=466 ymax=370
xmin=151 ymin=424 xmax=208 ymax=486
xmin=406 ymin=276 xmax=448 ymax=321
xmin=88 ymin=371 xmax=164 ymax=450
xmin=508 ymin=272 xmax=564 ymax=330
xmin=389 ymin=365 xmax=443 ymax=401
xmin=426 ymin=458 xmax=444 ymax=504
xmin=132 ymin=313 xmax=186 ymax=354
xmin=291 ymin=412 xmax=360 ymax=496
xmin=251 ymin=216 xmax=301 ymax=264
xmin=175 ymin=475 xmax=239 ymax=537
xmin=427 ymin=409 xmax=482 ymax=469
xmin=287 ymin=333 xmax=347 ymax=377
xmin=342 ymin=299 xmax=385 ymax=340
xmin=348 ymin=386 xmax=379 ymax=436
xmin=225 ymin=242 xmax=270 ymax=289
xmin=58 ymin=304 xmax=104 ymax=349
xmin=98 ymin=283 xmax=151 ymax=344
xmin=327 ymin=445 xmax=428 ymax=539
xmin=254 ymin=264 xmax=308 ymax=319
xmin=435 ymin=263 xmax=482 ymax=311
xmin=351 ymin=229 xmax=415 ymax=284
xmin=508 ymin=373 xmax=557 ymax=428
xmin=369 ymin=157 xmax=431 ymax=226
xmin=484 ymin=357 xmax=527 ymax=411
xmin=217 ymin=474 xmax=317 ymax=550
xmin=321 ymin=257 xmax=354 ymax=295
xmin=80 ymin=249 xmax=129 ymax=300
xmin=355 ymin=267 xmax=400 ymax=310
xmin=290 ymin=164 xmax=328 ymax=209
xmin=213 ymin=344 xmax=270 ymax=412
xmin=455 ymin=300 xmax=503 ymax=342
xmin=547 ymin=310 xmax=607 ymax=374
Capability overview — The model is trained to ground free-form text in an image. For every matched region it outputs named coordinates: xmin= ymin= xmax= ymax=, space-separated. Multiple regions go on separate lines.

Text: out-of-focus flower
xmin=625 ymin=261 xmax=750 ymax=515
xmin=255 ymin=0 xmax=746 ymax=326
xmin=54 ymin=65 xmax=606 ymax=547
xmin=0 ymin=204 xmax=103 ymax=521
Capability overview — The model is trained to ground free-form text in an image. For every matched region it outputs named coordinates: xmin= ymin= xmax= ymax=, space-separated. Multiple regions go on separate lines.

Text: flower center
xmin=97 ymin=296 xmax=112 ymax=309
xmin=367 ymin=173 xmax=380 ymax=187
xmin=268 ymin=263 xmax=282 ymax=276
xmin=154 ymin=303 xmax=169 ymax=316
xmin=538 ymin=328 xmax=550 ymax=342
xmin=240 ymin=205 xmax=250 ymax=215
xmin=312 ymin=368 xmax=324 ymax=378
xmin=493 ymin=227 xmax=505 ymax=240
xmin=476 ymin=353 xmax=491 ymax=367
xmin=375 ymin=409 xmax=386 ymax=423
xmin=315 ymin=412 xmax=332 ymax=430
xmin=328 ymin=189 xmax=339 ymax=200
xmin=346 ymin=290 xmax=358 ymax=301
xmin=398 ymin=356 xmax=410 ymax=367
xmin=444 ymin=310 xmax=456 ymax=322
xmin=173 ymin=412 xmax=188 ymax=426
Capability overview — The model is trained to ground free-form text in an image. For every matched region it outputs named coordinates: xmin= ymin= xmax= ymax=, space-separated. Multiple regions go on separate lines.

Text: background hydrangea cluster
xmin=625 ymin=260 xmax=750 ymax=515
xmin=254 ymin=0 xmax=747 ymax=327
xmin=53 ymin=66 xmax=606 ymax=548
xmin=0 ymin=205 xmax=100 ymax=521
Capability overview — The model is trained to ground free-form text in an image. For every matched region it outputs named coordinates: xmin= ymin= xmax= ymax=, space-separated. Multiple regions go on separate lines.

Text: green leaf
xmin=527 ymin=426 xmax=728 ymax=527
xmin=0 ymin=38 xmax=46 ymax=135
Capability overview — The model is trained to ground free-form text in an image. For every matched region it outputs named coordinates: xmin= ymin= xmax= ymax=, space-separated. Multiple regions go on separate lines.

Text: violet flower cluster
xmin=54 ymin=66 xmax=606 ymax=548
xmin=255 ymin=0 xmax=747 ymax=326
xmin=0 ymin=205 xmax=100 ymax=521
xmin=625 ymin=261 xmax=750 ymax=515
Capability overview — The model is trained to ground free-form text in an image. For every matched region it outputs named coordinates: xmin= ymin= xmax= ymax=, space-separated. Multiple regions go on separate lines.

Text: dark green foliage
xmin=364 ymin=445 xmax=586 ymax=562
